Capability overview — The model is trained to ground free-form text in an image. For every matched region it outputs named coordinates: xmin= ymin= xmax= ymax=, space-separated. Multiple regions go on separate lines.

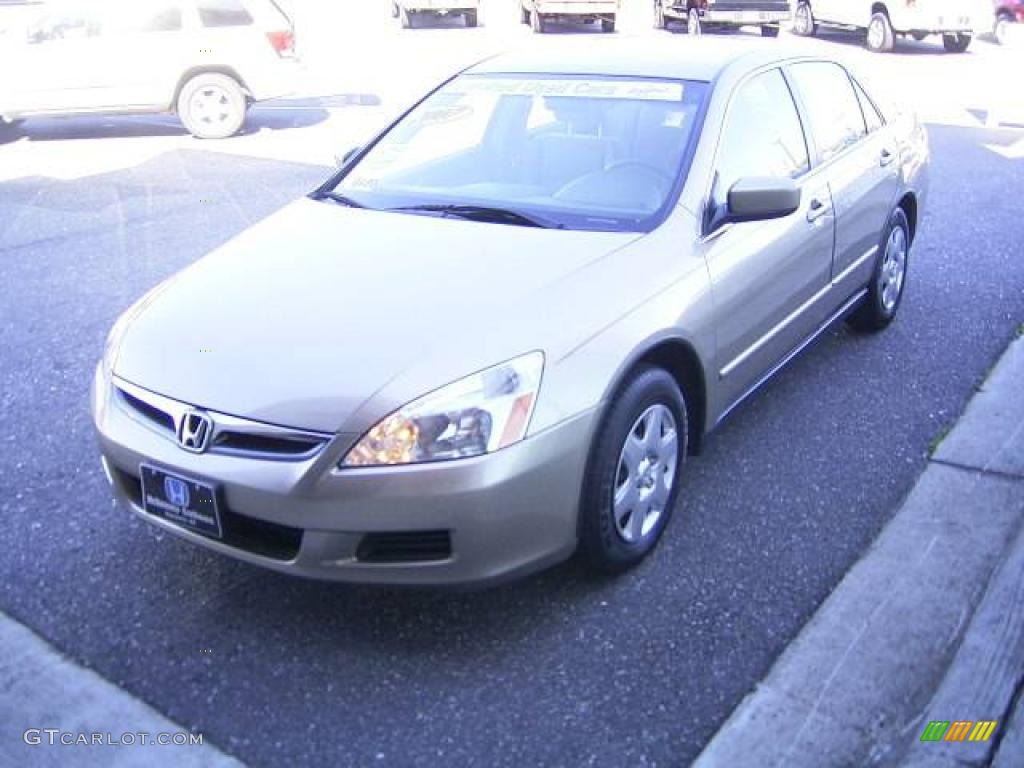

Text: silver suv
xmin=0 ymin=0 xmax=298 ymax=138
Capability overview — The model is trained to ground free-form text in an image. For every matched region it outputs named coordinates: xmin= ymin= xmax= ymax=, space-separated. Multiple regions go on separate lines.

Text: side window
xmin=711 ymin=68 xmax=809 ymax=216
xmin=852 ymin=79 xmax=883 ymax=133
xmin=788 ymin=62 xmax=867 ymax=161
xmin=198 ymin=0 xmax=254 ymax=27
xmin=107 ymin=7 xmax=183 ymax=35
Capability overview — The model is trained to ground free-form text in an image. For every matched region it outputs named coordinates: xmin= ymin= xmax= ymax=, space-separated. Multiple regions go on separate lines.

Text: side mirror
xmin=726 ymin=177 xmax=801 ymax=224
xmin=334 ymin=146 xmax=360 ymax=168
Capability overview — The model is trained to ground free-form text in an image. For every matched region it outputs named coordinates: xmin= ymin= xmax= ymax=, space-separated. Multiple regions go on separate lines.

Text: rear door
xmin=787 ymin=61 xmax=901 ymax=292
xmin=700 ymin=67 xmax=835 ymax=407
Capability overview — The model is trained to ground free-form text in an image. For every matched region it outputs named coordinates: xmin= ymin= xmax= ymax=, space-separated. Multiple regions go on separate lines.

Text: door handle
xmin=880 ymin=148 xmax=896 ymax=166
xmin=807 ymin=197 xmax=830 ymax=223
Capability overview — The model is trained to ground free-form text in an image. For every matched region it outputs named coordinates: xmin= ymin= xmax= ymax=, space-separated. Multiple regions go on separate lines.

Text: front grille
xmin=212 ymin=432 xmax=323 ymax=457
xmin=114 ymin=468 xmax=303 ymax=561
xmin=113 ymin=381 xmax=329 ymax=461
xmin=356 ymin=531 xmax=452 ymax=563
xmin=118 ymin=389 xmax=175 ymax=434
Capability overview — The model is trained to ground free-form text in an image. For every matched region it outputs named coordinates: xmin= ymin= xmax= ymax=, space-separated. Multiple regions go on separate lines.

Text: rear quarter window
xmin=198 ymin=0 xmax=254 ymax=27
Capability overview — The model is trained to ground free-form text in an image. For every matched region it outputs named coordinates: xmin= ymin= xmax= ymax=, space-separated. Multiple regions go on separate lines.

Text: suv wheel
xmin=687 ymin=7 xmax=701 ymax=35
xmin=994 ymin=13 xmax=1013 ymax=45
xmin=177 ymin=73 xmax=246 ymax=139
xmin=602 ymin=15 xmax=616 ymax=32
xmin=464 ymin=9 xmax=478 ymax=27
xmin=654 ymin=1 xmax=667 ymax=29
xmin=793 ymin=2 xmax=815 ymax=36
xmin=531 ymin=7 xmax=545 ymax=32
xmin=848 ymin=207 xmax=910 ymax=332
xmin=866 ymin=11 xmax=895 ymax=52
xmin=579 ymin=366 xmax=688 ymax=573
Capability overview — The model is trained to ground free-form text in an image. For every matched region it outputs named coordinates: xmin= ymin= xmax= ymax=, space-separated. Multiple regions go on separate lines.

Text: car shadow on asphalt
xmin=0 ymin=104 xmax=331 ymax=144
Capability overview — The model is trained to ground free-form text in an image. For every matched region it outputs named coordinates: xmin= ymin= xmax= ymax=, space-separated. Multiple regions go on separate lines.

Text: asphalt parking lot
xmin=2 ymin=4 xmax=1024 ymax=766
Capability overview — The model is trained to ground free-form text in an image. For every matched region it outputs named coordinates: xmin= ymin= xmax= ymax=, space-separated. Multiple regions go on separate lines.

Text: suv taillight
xmin=266 ymin=29 xmax=294 ymax=57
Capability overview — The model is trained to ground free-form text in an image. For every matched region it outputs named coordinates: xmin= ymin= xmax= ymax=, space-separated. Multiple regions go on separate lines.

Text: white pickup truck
xmin=655 ymin=0 xmax=791 ymax=37
xmin=391 ymin=1 xmax=480 ymax=28
xmin=520 ymin=0 xmax=621 ymax=33
xmin=793 ymin=0 xmax=978 ymax=52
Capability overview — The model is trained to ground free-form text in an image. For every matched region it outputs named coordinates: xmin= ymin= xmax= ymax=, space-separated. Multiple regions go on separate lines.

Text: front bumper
xmin=92 ymin=367 xmax=596 ymax=586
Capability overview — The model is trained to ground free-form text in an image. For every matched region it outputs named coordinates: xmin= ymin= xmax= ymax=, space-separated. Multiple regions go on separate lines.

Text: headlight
xmin=340 ymin=351 xmax=544 ymax=468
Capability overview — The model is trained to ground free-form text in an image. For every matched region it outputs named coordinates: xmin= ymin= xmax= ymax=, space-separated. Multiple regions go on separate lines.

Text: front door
xmin=699 ymin=67 xmax=836 ymax=410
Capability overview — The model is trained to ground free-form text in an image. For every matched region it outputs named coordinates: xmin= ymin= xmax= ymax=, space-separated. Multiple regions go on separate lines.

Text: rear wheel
xmin=687 ymin=7 xmax=701 ymax=35
xmin=579 ymin=366 xmax=688 ymax=574
xmin=399 ymin=6 xmax=414 ymax=28
xmin=942 ymin=32 xmax=971 ymax=52
xmin=464 ymin=9 xmax=478 ymax=27
xmin=866 ymin=11 xmax=895 ymax=52
xmin=521 ymin=5 xmax=530 ymax=24
xmin=177 ymin=73 xmax=246 ymax=139
xmin=848 ymin=208 xmax=910 ymax=332
xmin=761 ymin=24 xmax=779 ymax=37
xmin=994 ymin=13 xmax=1013 ymax=45
xmin=793 ymin=2 xmax=815 ymax=36
xmin=602 ymin=15 xmax=616 ymax=32
xmin=390 ymin=2 xmax=399 ymax=18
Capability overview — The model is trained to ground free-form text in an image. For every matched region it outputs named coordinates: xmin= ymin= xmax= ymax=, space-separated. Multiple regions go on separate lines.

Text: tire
xmin=994 ymin=14 xmax=1013 ymax=45
xmin=390 ymin=2 xmax=399 ymax=18
xmin=531 ymin=7 xmax=545 ymax=32
xmin=399 ymin=6 xmax=413 ymax=28
xmin=847 ymin=208 xmax=910 ymax=333
xmin=521 ymin=5 xmax=530 ymax=24
xmin=942 ymin=33 xmax=971 ymax=52
xmin=866 ymin=11 xmax=895 ymax=52
xmin=465 ymin=9 xmax=478 ymax=27
xmin=761 ymin=24 xmax=779 ymax=37
xmin=177 ymin=73 xmax=246 ymax=139
xmin=793 ymin=2 xmax=816 ymax=36
xmin=654 ymin=1 xmax=667 ymax=29
xmin=602 ymin=15 xmax=616 ymax=32
xmin=579 ymin=366 xmax=688 ymax=574
xmin=687 ymin=7 xmax=701 ymax=35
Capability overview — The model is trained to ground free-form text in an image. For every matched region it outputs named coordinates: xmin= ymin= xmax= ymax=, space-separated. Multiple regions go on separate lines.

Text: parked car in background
xmin=993 ymin=0 xmax=1023 ymax=44
xmin=391 ymin=1 xmax=479 ymax=28
xmin=0 ymin=0 xmax=297 ymax=138
xmin=655 ymin=0 xmax=791 ymax=38
xmin=521 ymin=0 xmax=620 ymax=33
xmin=793 ymin=0 xmax=976 ymax=52
xmin=94 ymin=40 xmax=928 ymax=586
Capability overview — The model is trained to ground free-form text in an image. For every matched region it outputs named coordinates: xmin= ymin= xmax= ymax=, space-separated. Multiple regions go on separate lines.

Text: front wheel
xmin=847 ymin=208 xmax=910 ymax=333
xmin=579 ymin=367 xmax=688 ymax=574
xmin=602 ymin=15 xmax=616 ymax=32
xmin=177 ymin=73 xmax=246 ymax=139
xmin=399 ymin=6 xmax=414 ymax=28
xmin=866 ymin=11 xmax=895 ymax=52
xmin=654 ymin=1 xmax=667 ymax=29
xmin=793 ymin=2 xmax=815 ymax=36
xmin=531 ymin=7 xmax=545 ymax=32
xmin=942 ymin=33 xmax=971 ymax=52
xmin=464 ymin=9 xmax=478 ymax=27
xmin=761 ymin=24 xmax=779 ymax=37
xmin=687 ymin=7 xmax=701 ymax=35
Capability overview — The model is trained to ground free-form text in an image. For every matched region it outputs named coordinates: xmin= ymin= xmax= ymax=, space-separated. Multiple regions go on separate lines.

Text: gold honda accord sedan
xmin=92 ymin=39 xmax=928 ymax=586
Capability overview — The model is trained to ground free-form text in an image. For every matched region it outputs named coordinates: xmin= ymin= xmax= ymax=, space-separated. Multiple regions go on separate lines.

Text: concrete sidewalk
xmin=695 ymin=331 xmax=1024 ymax=767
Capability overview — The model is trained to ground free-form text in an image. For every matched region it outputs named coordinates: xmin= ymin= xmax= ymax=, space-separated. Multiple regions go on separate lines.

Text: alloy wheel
xmin=612 ymin=404 xmax=679 ymax=544
xmin=879 ymin=224 xmax=907 ymax=313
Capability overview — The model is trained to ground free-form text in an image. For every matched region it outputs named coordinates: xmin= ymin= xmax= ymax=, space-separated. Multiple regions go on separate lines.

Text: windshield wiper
xmin=389 ymin=204 xmax=564 ymax=229
xmin=320 ymin=191 xmax=365 ymax=209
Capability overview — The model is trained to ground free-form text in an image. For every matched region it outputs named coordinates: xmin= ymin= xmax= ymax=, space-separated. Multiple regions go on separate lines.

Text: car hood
xmin=114 ymin=197 xmax=638 ymax=433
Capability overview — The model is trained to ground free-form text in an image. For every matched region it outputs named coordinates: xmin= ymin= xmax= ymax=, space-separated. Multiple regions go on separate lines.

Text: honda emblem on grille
xmin=178 ymin=409 xmax=213 ymax=453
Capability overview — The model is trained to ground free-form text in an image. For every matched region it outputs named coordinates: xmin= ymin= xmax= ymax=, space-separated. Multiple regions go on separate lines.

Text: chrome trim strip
xmin=113 ymin=376 xmax=332 ymax=461
xmin=715 ymin=288 xmax=867 ymax=427
xmin=720 ymin=244 xmax=879 ymax=379
xmin=720 ymin=281 xmax=832 ymax=378
xmin=833 ymin=244 xmax=879 ymax=286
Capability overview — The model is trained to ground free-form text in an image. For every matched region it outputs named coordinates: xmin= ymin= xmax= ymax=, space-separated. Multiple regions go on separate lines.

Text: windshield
xmin=326 ymin=73 xmax=708 ymax=232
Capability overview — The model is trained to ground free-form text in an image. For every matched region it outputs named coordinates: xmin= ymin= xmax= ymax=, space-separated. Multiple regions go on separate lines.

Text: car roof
xmin=465 ymin=37 xmax=811 ymax=83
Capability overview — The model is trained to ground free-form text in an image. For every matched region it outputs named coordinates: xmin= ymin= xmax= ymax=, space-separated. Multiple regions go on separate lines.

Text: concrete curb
xmin=693 ymin=334 xmax=1024 ymax=768
xmin=0 ymin=611 xmax=244 ymax=768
